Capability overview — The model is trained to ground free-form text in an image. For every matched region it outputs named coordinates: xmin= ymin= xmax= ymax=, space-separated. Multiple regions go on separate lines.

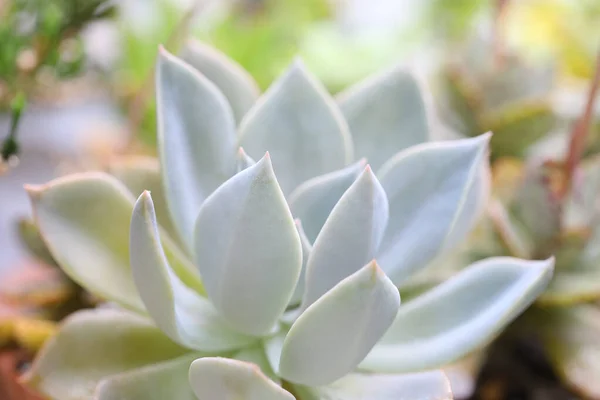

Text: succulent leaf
xmin=483 ymin=100 xmax=555 ymax=158
xmin=233 ymin=346 xmax=280 ymax=385
xmin=131 ymin=192 xmax=254 ymax=351
xmin=302 ymin=166 xmax=389 ymax=308
xmin=96 ymin=355 xmax=197 ymax=400
xmin=157 ymin=47 xmax=237 ymax=250
xmin=236 ymin=147 xmax=256 ymax=173
xmin=26 ymin=173 xmax=190 ymax=313
xmin=109 ymin=156 xmax=179 ymax=243
xmin=294 ymin=371 xmax=452 ymax=400
xmin=193 ymin=154 xmax=302 ymax=336
xmin=22 ymin=309 xmax=190 ymax=400
xmin=288 ymin=220 xmax=312 ymax=306
xmin=360 ymin=257 xmax=554 ymax=372
xmin=238 ymin=59 xmax=353 ymax=194
xmin=189 ymin=358 xmax=295 ymax=400
xmin=540 ymin=305 xmax=600 ymax=399
xmin=280 ymin=261 xmax=400 ymax=386
xmin=289 ymin=160 xmax=365 ymax=243
xmin=337 ymin=65 xmax=429 ymax=170
xmin=181 ymin=39 xmax=260 ymax=124
xmin=376 ymin=134 xmax=491 ymax=285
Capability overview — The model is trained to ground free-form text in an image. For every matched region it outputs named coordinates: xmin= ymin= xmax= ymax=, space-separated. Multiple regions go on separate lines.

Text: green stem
xmin=1 ymin=92 xmax=26 ymax=161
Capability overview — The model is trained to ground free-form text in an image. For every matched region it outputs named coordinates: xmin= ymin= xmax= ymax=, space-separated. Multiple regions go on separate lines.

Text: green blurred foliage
xmin=197 ymin=0 xmax=330 ymax=90
xmin=0 ymin=0 xmax=115 ymax=164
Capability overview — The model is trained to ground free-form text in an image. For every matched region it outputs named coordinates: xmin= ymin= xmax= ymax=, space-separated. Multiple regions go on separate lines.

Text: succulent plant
xmin=450 ymin=51 xmax=600 ymax=398
xmin=22 ymin=41 xmax=554 ymax=400
xmin=436 ymin=34 xmax=559 ymax=160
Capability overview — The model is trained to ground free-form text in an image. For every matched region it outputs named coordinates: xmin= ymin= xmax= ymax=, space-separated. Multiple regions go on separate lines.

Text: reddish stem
xmin=563 ymin=48 xmax=600 ymax=197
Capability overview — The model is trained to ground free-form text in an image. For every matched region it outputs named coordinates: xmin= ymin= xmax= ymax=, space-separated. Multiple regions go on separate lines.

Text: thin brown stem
xmin=562 ymin=48 xmax=600 ymax=198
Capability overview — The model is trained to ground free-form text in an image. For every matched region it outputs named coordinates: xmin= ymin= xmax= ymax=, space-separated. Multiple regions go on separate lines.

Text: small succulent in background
xmin=452 ymin=50 xmax=600 ymax=398
xmin=21 ymin=42 xmax=553 ymax=399
xmin=435 ymin=34 xmax=558 ymax=160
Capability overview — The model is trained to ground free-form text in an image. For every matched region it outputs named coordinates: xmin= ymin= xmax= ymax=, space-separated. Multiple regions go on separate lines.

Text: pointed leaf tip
xmin=238 ymin=57 xmax=352 ymax=193
xmin=157 ymin=44 xmax=237 ymax=250
xmin=302 ymin=164 xmax=389 ymax=307
xmin=376 ymin=135 xmax=491 ymax=285
xmin=194 ymin=155 xmax=302 ymax=335
xmin=280 ymin=261 xmax=400 ymax=385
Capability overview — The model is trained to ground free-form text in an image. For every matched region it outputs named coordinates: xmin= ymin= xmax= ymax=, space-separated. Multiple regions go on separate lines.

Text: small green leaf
xmin=482 ymin=100 xmax=555 ymax=158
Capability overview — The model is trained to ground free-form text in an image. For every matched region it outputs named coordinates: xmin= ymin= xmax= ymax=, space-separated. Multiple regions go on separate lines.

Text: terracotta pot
xmin=0 ymin=349 xmax=44 ymax=400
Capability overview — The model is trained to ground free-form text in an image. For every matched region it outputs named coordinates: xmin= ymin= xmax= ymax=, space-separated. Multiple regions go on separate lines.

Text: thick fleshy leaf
xmin=376 ymin=134 xmax=490 ymax=285
xmin=26 ymin=173 xmax=185 ymax=312
xmin=193 ymin=155 xmax=302 ymax=336
xmin=443 ymin=161 xmax=491 ymax=251
xmin=293 ymin=371 xmax=451 ymax=400
xmin=437 ymin=67 xmax=481 ymax=137
xmin=444 ymin=352 xmax=485 ymax=400
xmin=289 ymin=160 xmax=365 ymax=243
xmin=539 ymin=221 xmax=600 ymax=304
xmin=302 ymin=166 xmax=389 ymax=308
xmin=96 ymin=354 xmax=197 ymax=400
xmin=238 ymin=59 xmax=353 ymax=194
xmin=157 ymin=47 xmax=237 ymax=250
xmin=513 ymin=164 xmax=561 ymax=250
xmin=234 ymin=346 xmax=279 ymax=384
xmin=482 ymin=101 xmax=555 ymax=158
xmin=236 ymin=147 xmax=256 ymax=172
xmin=180 ymin=39 xmax=260 ymax=123
xmin=130 ymin=192 xmax=255 ymax=351
xmin=108 ymin=158 xmax=205 ymax=293
xmin=337 ymin=65 xmax=429 ymax=170
xmin=263 ymin=331 xmax=286 ymax=376
xmin=288 ymin=220 xmax=312 ymax=306
xmin=280 ymin=261 xmax=400 ymax=386
xmin=189 ymin=358 xmax=294 ymax=400
xmin=109 ymin=156 xmax=177 ymax=240
xmin=539 ymin=268 xmax=600 ymax=305
xmin=540 ymin=305 xmax=600 ymax=399
xmin=360 ymin=257 xmax=553 ymax=372
xmin=22 ymin=309 xmax=190 ymax=400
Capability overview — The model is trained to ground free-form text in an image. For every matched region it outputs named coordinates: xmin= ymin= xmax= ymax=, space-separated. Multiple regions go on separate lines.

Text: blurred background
xmin=0 ymin=0 xmax=599 ymax=399
xmin=1 ymin=0 xmax=599 ymax=272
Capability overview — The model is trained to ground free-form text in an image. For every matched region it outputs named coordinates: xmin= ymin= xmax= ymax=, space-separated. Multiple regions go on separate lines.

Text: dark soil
xmin=470 ymin=335 xmax=581 ymax=400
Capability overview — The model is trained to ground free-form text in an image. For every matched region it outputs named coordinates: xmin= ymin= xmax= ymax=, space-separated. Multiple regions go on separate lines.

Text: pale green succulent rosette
xmin=23 ymin=42 xmax=554 ymax=400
